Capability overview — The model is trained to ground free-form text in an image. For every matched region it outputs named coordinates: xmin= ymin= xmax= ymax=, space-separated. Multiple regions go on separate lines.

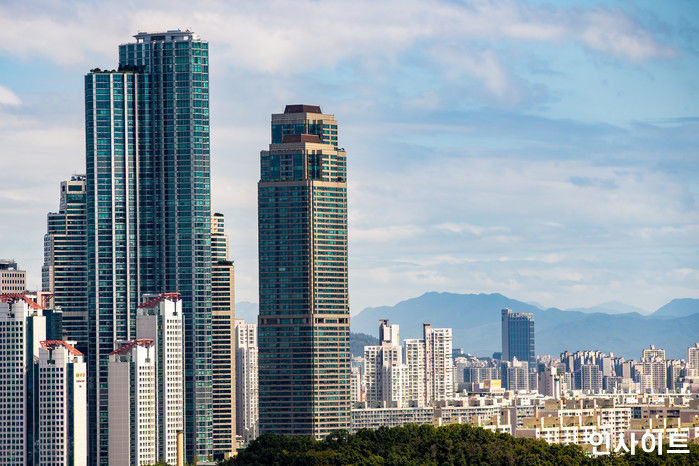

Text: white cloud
xmin=430 ymin=47 xmax=520 ymax=102
xmin=0 ymin=0 xmax=692 ymax=311
xmin=0 ymin=1 xmax=674 ymax=71
xmin=351 ymin=225 xmax=424 ymax=243
xmin=434 ymin=223 xmax=508 ymax=235
xmin=0 ymin=85 xmax=21 ymax=106
xmin=580 ymin=9 xmax=676 ymax=62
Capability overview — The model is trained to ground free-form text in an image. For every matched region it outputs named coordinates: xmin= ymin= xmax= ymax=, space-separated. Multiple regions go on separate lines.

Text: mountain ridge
xmin=351 ymin=292 xmax=698 ymax=359
xmin=234 ymin=294 xmax=698 ymax=358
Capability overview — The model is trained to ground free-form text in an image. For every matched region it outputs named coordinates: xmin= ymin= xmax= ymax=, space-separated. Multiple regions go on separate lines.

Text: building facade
xmin=38 ymin=340 xmax=87 ymax=466
xmin=350 ymin=366 xmax=362 ymax=405
xmin=0 ymin=259 xmax=25 ymax=293
xmin=501 ymin=308 xmax=535 ymax=364
xmin=688 ymin=343 xmax=699 ymax=377
xmin=211 ymin=212 xmax=236 ymax=457
xmin=108 ymin=339 xmax=157 ymax=466
xmin=502 ymin=359 xmax=530 ymax=391
xmin=85 ymin=29 xmax=212 ymax=462
xmin=0 ymin=293 xmax=45 ymax=465
xmin=640 ymin=345 xmax=667 ymax=392
xmin=235 ymin=319 xmax=259 ymax=444
xmin=136 ymin=293 xmax=184 ymax=464
xmin=42 ymin=175 xmax=89 ymax=355
xmin=403 ymin=338 xmax=426 ymax=406
xmin=257 ymin=105 xmax=350 ymax=438
xmin=364 ymin=320 xmax=403 ymax=407
xmin=424 ymin=324 xmax=454 ymax=402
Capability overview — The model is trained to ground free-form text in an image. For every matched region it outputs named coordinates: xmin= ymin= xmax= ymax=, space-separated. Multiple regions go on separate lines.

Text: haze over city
xmin=0 ymin=0 xmax=697 ymax=313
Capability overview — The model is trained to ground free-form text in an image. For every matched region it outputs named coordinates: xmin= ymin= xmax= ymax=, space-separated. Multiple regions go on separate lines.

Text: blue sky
xmin=0 ymin=0 xmax=697 ymax=313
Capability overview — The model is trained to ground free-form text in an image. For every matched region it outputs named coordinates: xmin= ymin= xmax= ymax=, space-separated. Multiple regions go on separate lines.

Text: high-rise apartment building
xmin=42 ymin=175 xmax=89 ymax=354
xmin=501 ymin=308 xmax=535 ymax=364
xmin=136 ymin=293 xmax=184 ymax=464
xmin=108 ymin=339 xmax=157 ymax=466
xmin=423 ymin=323 xmax=454 ymax=402
xmin=639 ymin=344 xmax=666 ymax=392
xmin=666 ymin=360 xmax=683 ymax=390
xmin=363 ymin=321 xmax=454 ymax=407
xmin=688 ymin=343 xmax=699 ymax=377
xmin=38 ymin=340 xmax=87 ymax=466
xmin=0 ymin=293 xmax=45 ymax=465
xmin=578 ymin=364 xmax=603 ymax=393
xmin=403 ymin=338 xmax=426 ymax=406
xmin=641 ymin=344 xmax=666 ymax=362
xmin=85 ymin=29 xmax=212 ymax=462
xmin=538 ymin=366 xmax=561 ymax=399
xmin=211 ymin=212 xmax=236 ymax=458
xmin=364 ymin=320 xmax=403 ymax=407
xmin=234 ymin=318 xmax=259 ymax=444
xmin=0 ymin=259 xmax=25 ymax=293
xmin=501 ymin=358 xmax=529 ymax=391
xmin=350 ymin=366 xmax=362 ymax=405
xmin=257 ymin=105 xmax=350 ymax=438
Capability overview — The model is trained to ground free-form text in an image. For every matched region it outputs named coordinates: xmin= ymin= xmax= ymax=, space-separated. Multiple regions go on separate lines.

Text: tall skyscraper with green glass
xmin=42 ymin=175 xmax=89 ymax=355
xmin=85 ymin=30 xmax=211 ymax=463
xmin=258 ymin=105 xmax=350 ymax=438
xmin=501 ymin=308 xmax=535 ymax=365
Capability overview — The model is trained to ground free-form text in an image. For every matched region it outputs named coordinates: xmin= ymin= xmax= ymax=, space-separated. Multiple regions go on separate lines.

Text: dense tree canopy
xmin=224 ymin=423 xmax=699 ymax=465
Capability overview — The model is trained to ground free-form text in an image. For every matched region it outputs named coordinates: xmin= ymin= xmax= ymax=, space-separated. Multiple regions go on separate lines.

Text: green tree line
xmin=223 ymin=423 xmax=699 ymax=465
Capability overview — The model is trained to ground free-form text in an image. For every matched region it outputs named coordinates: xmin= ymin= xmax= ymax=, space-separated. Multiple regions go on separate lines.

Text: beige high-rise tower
xmin=258 ymin=105 xmax=350 ymax=438
xmin=211 ymin=213 xmax=236 ymax=457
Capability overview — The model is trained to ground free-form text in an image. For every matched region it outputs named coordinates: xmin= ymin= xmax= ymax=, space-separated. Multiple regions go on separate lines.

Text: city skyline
xmin=0 ymin=0 xmax=698 ymax=314
xmin=0 ymin=2 xmax=697 ymax=462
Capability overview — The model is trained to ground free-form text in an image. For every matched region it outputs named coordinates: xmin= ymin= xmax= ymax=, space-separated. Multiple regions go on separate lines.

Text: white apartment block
xmin=136 ymin=293 xmax=184 ymax=464
xmin=686 ymin=343 xmax=699 ymax=377
xmin=639 ymin=361 xmax=667 ymax=392
xmin=404 ymin=338 xmax=426 ymax=406
xmin=108 ymin=339 xmax=157 ymax=466
xmin=364 ymin=321 xmax=404 ymax=407
xmin=363 ymin=321 xmax=453 ymax=408
xmin=351 ymin=404 xmax=512 ymax=434
xmin=381 ymin=363 xmax=407 ymax=407
xmin=38 ymin=340 xmax=87 ymax=466
xmin=0 ymin=293 xmax=45 ymax=465
xmin=363 ymin=345 xmax=382 ymax=404
xmin=235 ymin=319 xmax=259 ymax=443
xmin=351 ymin=407 xmax=435 ymax=432
xmin=642 ymin=344 xmax=666 ymax=362
xmin=502 ymin=359 xmax=529 ymax=392
xmin=350 ymin=366 xmax=362 ymax=404
xmin=424 ymin=324 xmax=454 ymax=402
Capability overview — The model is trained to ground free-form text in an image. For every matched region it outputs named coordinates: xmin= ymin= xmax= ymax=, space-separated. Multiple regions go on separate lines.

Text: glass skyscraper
xmin=501 ymin=308 xmax=535 ymax=364
xmin=258 ymin=105 xmax=350 ymax=438
xmin=43 ymin=175 xmax=89 ymax=355
xmin=85 ymin=30 xmax=211 ymax=463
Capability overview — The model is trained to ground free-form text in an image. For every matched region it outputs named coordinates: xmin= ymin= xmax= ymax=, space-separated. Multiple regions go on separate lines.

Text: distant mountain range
xmin=564 ymin=301 xmax=649 ymax=315
xmin=351 ymin=293 xmax=699 ymax=359
xmin=235 ymin=294 xmax=699 ymax=359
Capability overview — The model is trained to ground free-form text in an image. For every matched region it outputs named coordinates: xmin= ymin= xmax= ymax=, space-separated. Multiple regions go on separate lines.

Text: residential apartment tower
xmin=257 ymin=105 xmax=350 ymax=438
